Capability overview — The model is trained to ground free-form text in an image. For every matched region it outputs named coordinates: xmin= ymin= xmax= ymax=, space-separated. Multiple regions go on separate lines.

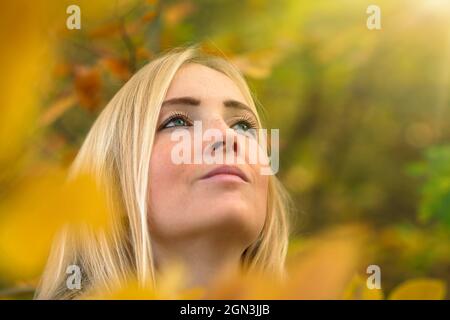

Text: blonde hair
xmin=35 ymin=45 xmax=292 ymax=299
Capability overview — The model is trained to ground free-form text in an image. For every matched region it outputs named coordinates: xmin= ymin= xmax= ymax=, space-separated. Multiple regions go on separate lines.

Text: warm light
xmin=422 ymin=0 xmax=450 ymax=10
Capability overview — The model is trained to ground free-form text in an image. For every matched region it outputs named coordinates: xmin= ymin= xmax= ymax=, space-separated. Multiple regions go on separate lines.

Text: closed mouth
xmin=200 ymin=166 xmax=249 ymax=183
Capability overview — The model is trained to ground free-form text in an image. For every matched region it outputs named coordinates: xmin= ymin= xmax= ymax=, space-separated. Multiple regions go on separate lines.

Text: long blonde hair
xmin=35 ymin=45 xmax=292 ymax=299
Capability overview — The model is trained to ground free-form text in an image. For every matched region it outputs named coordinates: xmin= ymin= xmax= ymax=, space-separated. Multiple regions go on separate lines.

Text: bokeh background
xmin=0 ymin=0 xmax=449 ymax=299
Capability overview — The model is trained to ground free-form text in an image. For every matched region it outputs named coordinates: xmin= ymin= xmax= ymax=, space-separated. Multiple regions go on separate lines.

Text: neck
xmin=152 ymin=235 xmax=245 ymax=293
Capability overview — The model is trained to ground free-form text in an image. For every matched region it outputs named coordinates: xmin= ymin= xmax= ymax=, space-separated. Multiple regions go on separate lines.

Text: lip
xmin=200 ymin=166 xmax=250 ymax=183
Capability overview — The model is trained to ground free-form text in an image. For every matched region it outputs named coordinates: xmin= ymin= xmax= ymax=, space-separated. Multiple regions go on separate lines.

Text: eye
xmin=231 ymin=119 xmax=258 ymax=138
xmin=166 ymin=117 xmax=188 ymax=128
xmin=231 ymin=113 xmax=258 ymax=133
xmin=160 ymin=113 xmax=192 ymax=130
xmin=231 ymin=121 xmax=251 ymax=132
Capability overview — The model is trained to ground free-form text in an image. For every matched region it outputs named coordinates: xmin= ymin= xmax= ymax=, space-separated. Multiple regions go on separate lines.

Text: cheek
xmin=147 ymin=139 xmax=188 ymax=236
xmin=253 ymin=169 xmax=269 ymax=230
xmin=246 ymin=138 xmax=270 ymax=223
xmin=149 ymin=140 xmax=176 ymax=190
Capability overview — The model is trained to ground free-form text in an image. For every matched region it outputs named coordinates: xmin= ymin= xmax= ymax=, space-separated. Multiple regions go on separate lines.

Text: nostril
xmin=233 ymin=139 xmax=238 ymax=153
xmin=209 ymin=137 xmax=239 ymax=158
xmin=211 ymin=140 xmax=225 ymax=152
xmin=212 ymin=138 xmax=238 ymax=154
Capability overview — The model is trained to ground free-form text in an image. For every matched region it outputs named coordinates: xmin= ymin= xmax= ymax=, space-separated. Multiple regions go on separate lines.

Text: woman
xmin=35 ymin=45 xmax=292 ymax=299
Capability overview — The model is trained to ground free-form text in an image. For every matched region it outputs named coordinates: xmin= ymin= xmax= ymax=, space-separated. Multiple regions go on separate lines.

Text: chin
xmin=204 ymin=203 xmax=263 ymax=241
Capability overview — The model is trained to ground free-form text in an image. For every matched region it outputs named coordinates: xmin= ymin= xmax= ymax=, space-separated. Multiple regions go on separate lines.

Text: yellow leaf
xmin=0 ymin=166 xmax=110 ymax=280
xmin=343 ymin=274 xmax=384 ymax=300
xmin=87 ymin=261 xmax=204 ymax=300
xmin=0 ymin=2 xmax=53 ymax=170
xmin=389 ymin=278 xmax=447 ymax=300
xmin=207 ymin=270 xmax=285 ymax=299
xmin=284 ymin=225 xmax=367 ymax=299
xmin=88 ymin=279 xmax=158 ymax=300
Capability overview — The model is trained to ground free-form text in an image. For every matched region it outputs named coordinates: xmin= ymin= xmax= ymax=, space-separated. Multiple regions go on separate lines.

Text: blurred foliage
xmin=1 ymin=0 xmax=449 ymax=299
xmin=409 ymin=145 xmax=450 ymax=227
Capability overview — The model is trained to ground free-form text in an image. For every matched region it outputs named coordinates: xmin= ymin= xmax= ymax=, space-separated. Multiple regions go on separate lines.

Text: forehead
xmin=164 ymin=63 xmax=247 ymax=103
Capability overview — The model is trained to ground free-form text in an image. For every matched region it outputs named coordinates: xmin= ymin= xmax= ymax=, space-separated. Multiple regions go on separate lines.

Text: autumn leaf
xmin=283 ymin=225 xmax=367 ymax=299
xmin=86 ymin=279 xmax=158 ymax=300
xmin=0 ymin=2 xmax=53 ymax=173
xmin=88 ymin=261 xmax=204 ymax=300
xmin=0 ymin=166 xmax=110 ymax=281
xmin=163 ymin=1 xmax=195 ymax=27
xmin=206 ymin=270 xmax=285 ymax=300
xmin=100 ymin=57 xmax=131 ymax=81
xmin=389 ymin=278 xmax=447 ymax=300
xmin=343 ymin=274 xmax=384 ymax=300
xmin=142 ymin=10 xmax=158 ymax=23
xmin=73 ymin=66 xmax=102 ymax=111
xmin=88 ymin=22 xmax=123 ymax=38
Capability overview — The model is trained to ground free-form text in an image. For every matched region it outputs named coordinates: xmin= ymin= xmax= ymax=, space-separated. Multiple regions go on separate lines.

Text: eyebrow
xmin=161 ymin=96 xmax=257 ymax=118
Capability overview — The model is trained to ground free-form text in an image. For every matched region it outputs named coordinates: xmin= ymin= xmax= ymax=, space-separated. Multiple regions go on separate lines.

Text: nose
xmin=204 ymin=118 xmax=240 ymax=158
xmin=210 ymin=139 xmax=238 ymax=154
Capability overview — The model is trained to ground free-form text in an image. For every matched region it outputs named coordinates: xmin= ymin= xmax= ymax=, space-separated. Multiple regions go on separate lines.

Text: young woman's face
xmin=148 ymin=63 xmax=268 ymax=251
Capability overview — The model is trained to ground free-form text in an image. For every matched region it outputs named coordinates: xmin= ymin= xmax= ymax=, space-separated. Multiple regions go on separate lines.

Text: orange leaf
xmin=163 ymin=1 xmax=195 ymax=27
xmin=74 ymin=66 xmax=102 ymax=111
xmin=100 ymin=57 xmax=131 ymax=81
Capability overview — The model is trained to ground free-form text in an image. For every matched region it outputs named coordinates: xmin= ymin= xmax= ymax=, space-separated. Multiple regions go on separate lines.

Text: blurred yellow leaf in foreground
xmin=87 ymin=262 xmax=204 ymax=300
xmin=283 ymin=225 xmax=368 ymax=299
xmin=0 ymin=167 xmax=110 ymax=281
xmin=388 ymin=278 xmax=447 ymax=300
xmin=343 ymin=274 xmax=384 ymax=300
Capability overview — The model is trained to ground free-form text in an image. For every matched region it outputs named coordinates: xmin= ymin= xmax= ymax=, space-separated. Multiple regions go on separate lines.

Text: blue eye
xmin=161 ymin=113 xmax=192 ymax=129
xmin=232 ymin=121 xmax=251 ymax=133
xmin=231 ymin=121 xmax=258 ymax=138
xmin=165 ymin=117 xmax=188 ymax=128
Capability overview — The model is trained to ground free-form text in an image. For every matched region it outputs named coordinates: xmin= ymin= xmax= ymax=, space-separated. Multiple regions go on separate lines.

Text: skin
xmin=147 ymin=63 xmax=269 ymax=290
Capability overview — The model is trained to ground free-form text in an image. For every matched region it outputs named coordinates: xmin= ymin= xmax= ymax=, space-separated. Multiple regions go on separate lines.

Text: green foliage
xmin=409 ymin=145 xmax=450 ymax=227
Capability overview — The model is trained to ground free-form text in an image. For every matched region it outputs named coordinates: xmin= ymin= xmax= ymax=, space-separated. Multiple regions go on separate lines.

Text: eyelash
xmin=159 ymin=111 xmax=192 ymax=130
xmin=158 ymin=112 xmax=259 ymax=131
xmin=231 ymin=114 xmax=259 ymax=130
